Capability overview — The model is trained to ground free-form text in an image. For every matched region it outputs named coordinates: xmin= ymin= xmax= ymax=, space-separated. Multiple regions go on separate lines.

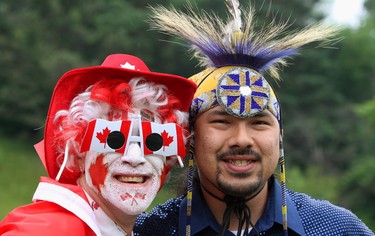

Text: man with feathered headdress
xmin=134 ymin=1 xmax=374 ymax=236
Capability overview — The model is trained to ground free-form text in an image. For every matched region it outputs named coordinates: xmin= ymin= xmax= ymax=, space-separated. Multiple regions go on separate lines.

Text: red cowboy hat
xmin=35 ymin=54 xmax=197 ymax=184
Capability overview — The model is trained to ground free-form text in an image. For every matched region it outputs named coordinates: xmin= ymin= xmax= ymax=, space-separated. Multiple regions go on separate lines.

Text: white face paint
xmin=83 ymin=117 xmax=166 ymax=216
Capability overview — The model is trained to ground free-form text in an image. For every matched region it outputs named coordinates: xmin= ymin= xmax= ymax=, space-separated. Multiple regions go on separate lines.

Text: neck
xmin=115 ymin=216 xmax=136 ymax=236
xmin=200 ymin=180 xmax=269 ymax=231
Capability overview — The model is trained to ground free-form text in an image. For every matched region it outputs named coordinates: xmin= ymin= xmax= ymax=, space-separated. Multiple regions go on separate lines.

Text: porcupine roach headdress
xmin=150 ymin=1 xmax=339 ymax=235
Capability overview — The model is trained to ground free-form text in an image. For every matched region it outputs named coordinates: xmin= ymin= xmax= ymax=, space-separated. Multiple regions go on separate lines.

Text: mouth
xmin=225 ymin=159 xmax=253 ymax=166
xmin=222 ymin=156 xmax=257 ymax=172
xmin=115 ymin=175 xmax=149 ymax=184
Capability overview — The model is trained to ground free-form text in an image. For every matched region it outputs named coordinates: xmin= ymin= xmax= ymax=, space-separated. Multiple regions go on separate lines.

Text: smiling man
xmin=0 ymin=54 xmax=197 ymax=236
xmin=194 ymin=106 xmax=280 ymax=200
xmin=133 ymin=1 xmax=374 ymax=236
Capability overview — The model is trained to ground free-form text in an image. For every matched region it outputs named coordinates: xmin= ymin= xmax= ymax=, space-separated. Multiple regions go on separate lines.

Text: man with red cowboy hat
xmin=0 ymin=54 xmax=197 ymax=236
xmin=133 ymin=1 xmax=374 ymax=236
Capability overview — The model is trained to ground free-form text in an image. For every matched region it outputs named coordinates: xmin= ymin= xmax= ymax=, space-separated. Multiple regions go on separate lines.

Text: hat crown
xmin=101 ymin=54 xmax=150 ymax=72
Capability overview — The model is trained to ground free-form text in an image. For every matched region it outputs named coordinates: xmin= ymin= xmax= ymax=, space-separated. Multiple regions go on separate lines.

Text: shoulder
xmin=287 ymin=190 xmax=374 ymax=235
xmin=0 ymin=201 xmax=95 ymax=236
xmin=134 ymin=196 xmax=184 ymax=236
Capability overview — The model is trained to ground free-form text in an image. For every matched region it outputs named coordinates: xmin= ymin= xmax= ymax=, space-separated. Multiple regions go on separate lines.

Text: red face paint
xmin=89 ymin=154 xmax=109 ymax=192
xmin=119 ymin=192 xmax=147 ymax=206
xmin=120 ymin=193 xmax=132 ymax=201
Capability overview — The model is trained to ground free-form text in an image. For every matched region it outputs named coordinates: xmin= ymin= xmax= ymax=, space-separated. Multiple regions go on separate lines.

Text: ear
xmin=166 ymin=155 xmax=177 ymax=166
xmin=76 ymin=153 xmax=86 ymax=174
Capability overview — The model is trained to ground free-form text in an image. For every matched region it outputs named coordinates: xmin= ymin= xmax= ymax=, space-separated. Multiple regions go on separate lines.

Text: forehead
xmin=201 ymin=105 xmax=276 ymax=119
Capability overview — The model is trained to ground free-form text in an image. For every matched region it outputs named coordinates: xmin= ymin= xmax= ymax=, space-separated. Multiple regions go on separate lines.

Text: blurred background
xmin=0 ymin=0 xmax=374 ymax=230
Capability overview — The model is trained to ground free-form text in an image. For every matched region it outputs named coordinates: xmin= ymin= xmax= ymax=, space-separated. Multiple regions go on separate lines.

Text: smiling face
xmin=81 ymin=117 xmax=166 ymax=216
xmin=193 ymin=106 xmax=280 ymax=198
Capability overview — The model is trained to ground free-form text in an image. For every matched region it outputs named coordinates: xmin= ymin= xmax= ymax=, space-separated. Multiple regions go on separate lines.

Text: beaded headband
xmin=189 ymin=66 xmax=280 ymax=121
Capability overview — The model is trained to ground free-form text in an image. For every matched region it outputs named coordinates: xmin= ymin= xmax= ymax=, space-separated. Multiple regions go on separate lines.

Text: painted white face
xmin=83 ymin=120 xmax=166 ymax=215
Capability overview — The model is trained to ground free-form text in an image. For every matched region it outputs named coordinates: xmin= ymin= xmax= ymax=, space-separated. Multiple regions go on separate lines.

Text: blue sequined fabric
xmin=134 ymin=191 xmax=374 ymax=236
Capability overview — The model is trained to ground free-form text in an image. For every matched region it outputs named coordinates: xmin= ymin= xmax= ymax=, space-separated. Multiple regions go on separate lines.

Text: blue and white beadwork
xmin=216 ymin=67 xmax=271 ymax=118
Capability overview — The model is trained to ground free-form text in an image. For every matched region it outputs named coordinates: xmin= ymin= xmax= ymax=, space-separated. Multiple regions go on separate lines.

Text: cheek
xmin=87 ymin=154 xmax=109 ymax=192
xmin=194 ymin=129 xmax=218 ymax=153
xmin=193 ymin=131 xmax=220 ymax=173
xmin=262 ymin=137 xmax=280 ymax=166
xmin=145 ymin=156 xmax=165 ymax=175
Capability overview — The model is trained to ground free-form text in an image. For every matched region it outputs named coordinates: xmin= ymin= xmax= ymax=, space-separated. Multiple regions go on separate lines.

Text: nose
xmin=121 ymin=142 xmax=146 ymax=167
xmin=227 ymin=122 xmax=254 ymax=149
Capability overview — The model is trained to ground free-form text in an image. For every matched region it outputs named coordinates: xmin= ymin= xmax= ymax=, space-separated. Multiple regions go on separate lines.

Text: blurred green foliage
xmin=0 ymin=138 xmax=46 ymax=219
xmin=0 ymin=0 xmax=374 ymax=231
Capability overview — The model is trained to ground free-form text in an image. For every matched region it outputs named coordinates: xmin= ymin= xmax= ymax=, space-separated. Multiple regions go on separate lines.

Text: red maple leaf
xmin=96 ymin=127 xmax=111 ymax=147
xmin=88 ymin=154 xmax=109 ymax=192
xmin=161 ymin=130 xmax=174 ymax=149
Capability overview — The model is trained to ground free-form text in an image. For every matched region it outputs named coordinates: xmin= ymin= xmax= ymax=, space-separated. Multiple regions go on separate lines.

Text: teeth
xmin=117 ymin=176 xmax=145 ymax=183
xmin=229 ymin=160 xmax=250 ymax=166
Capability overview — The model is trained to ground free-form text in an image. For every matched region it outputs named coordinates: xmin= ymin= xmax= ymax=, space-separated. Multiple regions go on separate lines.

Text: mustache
xmin=217 ymin=148 xmax=261 ymax=161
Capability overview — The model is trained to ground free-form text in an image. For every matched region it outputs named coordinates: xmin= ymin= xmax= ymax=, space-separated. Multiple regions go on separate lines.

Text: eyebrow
xmin=209 ymin=109 xmax=231 ymax=116
xmin=253 ymin=111 xmax=273 ymax=118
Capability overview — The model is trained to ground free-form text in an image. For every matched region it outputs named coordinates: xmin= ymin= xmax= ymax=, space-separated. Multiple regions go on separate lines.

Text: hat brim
xmin=44 ymin=65 xmax=197 ymax=183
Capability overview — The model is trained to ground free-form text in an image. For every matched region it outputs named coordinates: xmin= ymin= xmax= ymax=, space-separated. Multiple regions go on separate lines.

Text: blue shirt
xmin=134 ymin=178 xmax=374 ymax=235
xmin=178 ymin=180 xmax=304 ymax=235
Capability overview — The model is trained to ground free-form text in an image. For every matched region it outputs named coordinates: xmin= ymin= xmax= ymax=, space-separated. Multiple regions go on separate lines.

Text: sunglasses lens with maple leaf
xmin=80 ymin=119 xmax=185 ymax=158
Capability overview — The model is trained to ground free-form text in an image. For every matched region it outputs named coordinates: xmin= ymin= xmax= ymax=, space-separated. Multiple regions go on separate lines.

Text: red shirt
xmin=0 ymin=177 xmax=99 ymax=236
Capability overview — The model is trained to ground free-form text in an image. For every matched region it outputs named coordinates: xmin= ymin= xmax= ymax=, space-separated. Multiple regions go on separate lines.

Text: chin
xmin=119 ymin=201 xmax=153 ymax=215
